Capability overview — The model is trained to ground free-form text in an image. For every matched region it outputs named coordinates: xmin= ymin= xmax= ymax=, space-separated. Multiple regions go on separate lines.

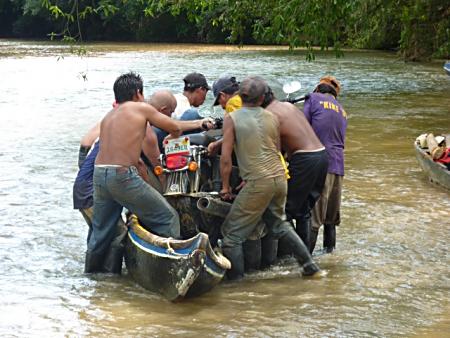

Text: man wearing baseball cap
xmin=212 ymin=76 xmax=241 ymax=113
xmin=172 ymin=72 xmax=210 ymax=120
xmin=207 ymin=76 xmax=242 ymax=156
xmin=154 ymin=72 xmax=211 ymax=151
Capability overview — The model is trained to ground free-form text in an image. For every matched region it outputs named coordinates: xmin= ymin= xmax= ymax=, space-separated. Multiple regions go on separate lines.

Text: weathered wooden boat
xmin=444 ymin=61 xmax=450 ymax=76
xmin=124 ymin=215 xmax=231 ymax=301
xmin=414 ymin=142 xmax=450 ymax=190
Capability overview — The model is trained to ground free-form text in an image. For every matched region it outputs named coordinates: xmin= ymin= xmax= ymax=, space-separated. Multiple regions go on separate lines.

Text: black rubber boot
xmin=243 ymin=239 xmax=261 ymax=272
xmin=261 ymin=237 xmax=278 ymax=269
xmin=281 ymin=227 xmax=320 ymax=276
xmin=323 ymin=224 xmax=336 ymax=253
xmin=277 ymin=235 xmax=293 ymax=258
xmin=84 ymin=250 xmax=105 ymax=273
xmin=102 ymin=226 xmax=127 ymax=274
xmin=222 ymin=246 xmax=245 ymax=280
xmin=309 ymin=228 xmax=319 ymax=254
xmin=295 ymin=213 xmax=311 ymax=252
xmin=102 ymin=245 xmax=124 ymax=274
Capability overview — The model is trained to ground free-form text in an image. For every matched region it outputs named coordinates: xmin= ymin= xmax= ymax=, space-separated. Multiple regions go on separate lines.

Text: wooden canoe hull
xmin=124 ymin=217 xmax=230 ymax=301
xmin=444 ymin=62 xmax=450 ymax=76
xmin=414 ymin=142 xmax=450 ymax=190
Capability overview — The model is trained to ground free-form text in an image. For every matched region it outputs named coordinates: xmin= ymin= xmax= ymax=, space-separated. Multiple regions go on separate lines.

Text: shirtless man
xmin=86 ymin=72 xmax=185 ymax=274
xmin=263 ymin=89 xmax=328 ymax=252
xmin=220 ymin=76 xmax=320 ymax=279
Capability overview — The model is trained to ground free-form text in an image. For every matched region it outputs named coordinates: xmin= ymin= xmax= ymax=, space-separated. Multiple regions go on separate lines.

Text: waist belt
xmin=293 ymin=147 xmax=325 ymax=154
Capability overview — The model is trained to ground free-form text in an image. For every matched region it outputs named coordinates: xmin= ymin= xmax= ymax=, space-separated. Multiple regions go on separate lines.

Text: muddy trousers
xmin=221 ymin=176 xmax=319 ymax=279
xmin=310 ymin=173 xmax=343 ymax=253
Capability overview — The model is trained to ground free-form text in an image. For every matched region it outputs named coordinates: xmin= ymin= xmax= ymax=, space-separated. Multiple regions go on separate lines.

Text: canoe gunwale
xmin=127 ymin=215 xmax=231 ymax=270
xmin=414 ymin=141 xmax=450 ymax=190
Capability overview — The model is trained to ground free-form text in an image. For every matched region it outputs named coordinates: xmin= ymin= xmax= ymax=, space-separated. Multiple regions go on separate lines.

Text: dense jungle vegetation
xmin=0 ymin=0 xmax=449 ymax=61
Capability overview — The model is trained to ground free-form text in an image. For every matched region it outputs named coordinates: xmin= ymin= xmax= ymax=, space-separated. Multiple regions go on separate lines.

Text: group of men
xmin=73 ymin=71 xmax=347 ymax=280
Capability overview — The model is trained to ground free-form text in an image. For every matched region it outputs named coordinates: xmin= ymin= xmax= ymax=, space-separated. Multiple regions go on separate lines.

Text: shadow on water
xmin=0 ymin=40 xmax=449 ymax=337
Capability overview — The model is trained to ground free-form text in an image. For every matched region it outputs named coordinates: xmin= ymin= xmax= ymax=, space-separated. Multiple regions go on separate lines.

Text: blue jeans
xmin=88 ymin=166 xmax=180 ymax=255
xmin=180 ymin=108 xmax=202 ymax=121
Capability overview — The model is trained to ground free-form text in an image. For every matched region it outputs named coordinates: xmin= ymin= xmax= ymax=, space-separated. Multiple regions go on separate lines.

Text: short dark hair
xmin=314 ymin=83 xmax=337 ymax=97
xmin=113 ymin=72 xmax=143 ymax=103
xmin=239 ymin=76 xmax=268 ymax=105
xmin=261 ymin=86 xmax=275 ymax=108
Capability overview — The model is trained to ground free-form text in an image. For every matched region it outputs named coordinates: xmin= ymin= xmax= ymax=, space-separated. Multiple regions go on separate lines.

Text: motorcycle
xmin=152 ymin=118 xmax=240 ymax=240
xmin=153 ymin=81 xmax=306 ymax=268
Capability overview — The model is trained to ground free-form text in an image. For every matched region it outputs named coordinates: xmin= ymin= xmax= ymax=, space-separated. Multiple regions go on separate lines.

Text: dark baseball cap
xmin=183 ymin=72 xmax=211 ymax=90
xmin=212 ymin=76 xmax=239 ymax=106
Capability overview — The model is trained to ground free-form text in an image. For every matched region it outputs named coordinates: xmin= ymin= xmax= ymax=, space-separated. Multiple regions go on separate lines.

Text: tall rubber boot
xmin=281 ymin=227 xmax=320 ymax=276
xmin=309 ymin=228 xmax=319 ymax=254
xmin=84 ymin=250 xmax=105 ymax=273
xmin=323 ymin=224 xmax=336 ymax=253
xmin=261 ymin=237 xmax=278 ymax=269
xmin=277 ymin=220 xmax=295 ymax=258
xmin=295 ymin=213 xmax=311 ymax=252
xmin=222 ymin=245 xmax=245 ymax=280
xmin=102 ymin=226 xmax=127 ymax=274
xmin=102 ymin=244 xmax=124 ymax=274
xmin=243 ymin=239 xmax=261 ymax=272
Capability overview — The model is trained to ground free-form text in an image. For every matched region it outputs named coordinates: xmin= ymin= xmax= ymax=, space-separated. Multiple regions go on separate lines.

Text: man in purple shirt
xmin=303 ymin=76 xmax=347 ymax=253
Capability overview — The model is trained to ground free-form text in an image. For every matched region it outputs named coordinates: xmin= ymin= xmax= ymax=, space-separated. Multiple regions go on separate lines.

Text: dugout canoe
xmin=444 ymin=61 xmax=450 ymax=76
xmin=124 ymin=215 xmax=230 ymax=301
xmin=414 ymin=142 xmax=450 ymax=190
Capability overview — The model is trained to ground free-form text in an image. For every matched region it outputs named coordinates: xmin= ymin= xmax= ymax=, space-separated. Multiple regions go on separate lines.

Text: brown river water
xmin=0 ymin=40 xmax=449 ymax=337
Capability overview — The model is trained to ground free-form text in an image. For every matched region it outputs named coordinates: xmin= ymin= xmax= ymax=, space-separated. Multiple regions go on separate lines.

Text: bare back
xmin=96 ymin=101 xmax=180 ymax=167
xmin=266 ymin=100 xmax=323 ymax=158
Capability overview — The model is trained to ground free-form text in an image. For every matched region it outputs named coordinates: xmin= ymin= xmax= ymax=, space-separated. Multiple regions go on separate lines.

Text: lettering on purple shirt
xmin=303 ymin=93 xmax=347 ymax=176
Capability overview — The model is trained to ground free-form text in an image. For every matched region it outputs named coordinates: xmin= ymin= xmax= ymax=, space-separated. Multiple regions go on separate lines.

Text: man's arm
xmin=219 ymin=114 xmax=235 ymax=200
xmin=78 ymin=121 xmax=100 ymax=168
xmin=207 ymin=138 xmax=223 ymax=156
xmin=178 ymin=118 xmax=214 ymax=133
xmin=142 ymin=125 xmax=161 ymax=167
xmin=140 ymin=102 xmax=182 ymax=138
xmin=80 ymin=121 xmax=100 ymax=147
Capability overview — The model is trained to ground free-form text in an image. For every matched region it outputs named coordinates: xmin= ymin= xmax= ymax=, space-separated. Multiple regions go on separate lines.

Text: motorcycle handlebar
xmin=213 ymin=117 xmax=223 ymax=129
xmin=284 ymin=95 xmax=307 ymax=104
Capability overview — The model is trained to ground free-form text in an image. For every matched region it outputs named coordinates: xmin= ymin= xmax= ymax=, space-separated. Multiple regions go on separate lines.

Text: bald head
xmin=147 ymin=90 xmax=177 ymax=117
xmin=239 ymin=76 xmax=268 ymax=106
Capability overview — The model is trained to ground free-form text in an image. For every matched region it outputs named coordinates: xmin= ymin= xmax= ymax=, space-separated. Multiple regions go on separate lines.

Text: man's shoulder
xmin=307 ymin=92 xmax=322 ymax=101
xmin=175 ymin=93 xmax=189 ymax=103
xmin=118 ymin=101 xmax=151 ymax=115
xmin=113 ymin=101 xmax=139 ymax=112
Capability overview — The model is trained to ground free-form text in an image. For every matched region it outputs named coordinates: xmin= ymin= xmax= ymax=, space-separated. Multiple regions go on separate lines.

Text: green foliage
xmin=1 ymin=0 xmax=447 ymax=60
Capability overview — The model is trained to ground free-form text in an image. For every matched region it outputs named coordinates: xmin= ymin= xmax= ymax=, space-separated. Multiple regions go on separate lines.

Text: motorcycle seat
xmin=188 ymin=132 xmax=217 ymax=147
